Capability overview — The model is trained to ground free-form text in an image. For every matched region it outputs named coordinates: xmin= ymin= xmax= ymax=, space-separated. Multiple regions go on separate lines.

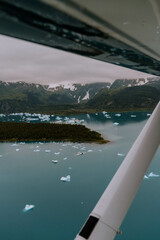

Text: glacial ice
xmin=23 ymin=204 xmax=35 ymax=212
xmin=117 ymin=153 xmax=125 ymax=157
xmin=54 ymin=152 xmax=60 ymax=155
xmin=52 ymin=160 xmax=58 ymax=164
xmin=113 ymin=122 xmax=119 ymax=126
xmin=45 ymin=150 xmax=51 ymax=153
xmin=60 ymin=175 xmax=71 ymax=182
xmin=148 ymin=172 xmax=159 ymax=177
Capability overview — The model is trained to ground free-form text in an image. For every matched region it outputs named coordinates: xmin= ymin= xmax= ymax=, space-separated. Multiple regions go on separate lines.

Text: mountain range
xmin=0 ymin=78 xmax=159 ymax=114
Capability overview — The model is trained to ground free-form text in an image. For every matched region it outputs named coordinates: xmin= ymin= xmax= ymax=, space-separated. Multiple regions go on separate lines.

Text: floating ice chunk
xmin=76 ymin=152 xmax=84 ymax=156
xmin=144 ymin=175 xmax=149 ymax=179
xmin=33 ymin=149 xmax=40 ymax=152
xmin=52 ymin=160 xmax=58 ymax=164
xmin=72 ymin=145 xmax=79 ymax=149
xmin=45 ymin=150 xmax=51 ymax=153
xmin=60 ymin=175 xmax=71 ymax=182
xmin=11 ymin=143 xmax=18 ymax=147
xmin=131 ymin=115 xmax=136 ymax=118
xmin=80 ymin=147 xmax=86 ymax=151
xmin=115 ymin=114 xmax=121 ymax=117
xmin=87 ymin=150 xmax=93 ymax=152
xmin=23 ymin=204 xmax=35 ymax=212
xmin=68 ymin=167 xmax=72 ymax=170
xmin=102 ymin=111 xmax=107 ymax=114
xmin=55 ymin=116 xmax=62 ymax=121
xmin=113 ymin=122 xmax=119 ymax=126
xmin=63 ymin=157 xmax=67 ymax=160
xmin=54 ymin=152 xmax=60 ymax=155
xmin=117 ymin=153 xmax=125 ymax=157
xmin=39 ymin=142 xmax=44 ymax=145
xmin=147 ymin=113 xmax=151 ymax=117
xmin=148 ymin=172 xmax=159 ymax=177
xmin=20 ymin=142 xmax=25 ymax=145
xmin=16 ymin=149 xmax=20 ymax=152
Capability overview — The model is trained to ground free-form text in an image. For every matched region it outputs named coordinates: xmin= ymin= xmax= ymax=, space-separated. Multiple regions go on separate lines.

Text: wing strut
xmin=75 ymin=101 xmax=160 ymax=240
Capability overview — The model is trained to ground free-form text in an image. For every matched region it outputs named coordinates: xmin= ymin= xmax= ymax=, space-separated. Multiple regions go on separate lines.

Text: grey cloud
xmin=0 ymin=35 xmax=154 ymax=85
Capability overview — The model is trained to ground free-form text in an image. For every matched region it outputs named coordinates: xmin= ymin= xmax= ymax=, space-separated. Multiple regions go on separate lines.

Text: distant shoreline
xmin=0 ymin=122 xmax=109 ymax=144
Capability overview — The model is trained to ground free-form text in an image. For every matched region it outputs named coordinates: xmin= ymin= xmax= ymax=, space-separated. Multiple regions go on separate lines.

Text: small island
xmin=0 ymin=122 xmax=109 ymax=144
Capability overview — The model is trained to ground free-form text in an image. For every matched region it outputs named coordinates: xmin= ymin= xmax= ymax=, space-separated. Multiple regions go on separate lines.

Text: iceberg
xmin=52 ymin=160 xmax=58 ymax=164
xmin=45 ymin=150 xmax=51 ymax=153
xmin=117 ymin=153 xmax=125 ymax=157
xmin=115 ymin=114 xmax=121 ymax=117
xmin=144 ymin=175 xmax=149 ymax=179
xmin=113 ymin=122 xmax=119 ymax=126
xmin=54 ymin=152 xmax=60 ymax=155
xmin=23 ymin=204 xmax=35 ymax=212
xmin=87 ymin=150 xmax=93 ymax=152
xmin=63 ymin=157 xmax=67 ymax=160
xmin=76 ymin=152 xmax=84 ymax=156
xmin=131 ymin=115 xmax=136 ymax=118
xmin=148 ymin=172 xmax=159 ymax=177
xmin=16 ymin=149 xmax=20 ymax=152
xmin=33 ymin=149 xmax=40 ymax=152
xmin=60 ymin=175 xmax=71 ymax=182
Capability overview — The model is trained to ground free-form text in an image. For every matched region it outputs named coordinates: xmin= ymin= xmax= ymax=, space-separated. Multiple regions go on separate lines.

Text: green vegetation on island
xmin=0 ymin=122 xmax=108 ymax=144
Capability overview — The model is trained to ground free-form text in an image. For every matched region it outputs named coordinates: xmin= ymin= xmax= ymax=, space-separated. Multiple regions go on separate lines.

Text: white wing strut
xmin=75 ymin=101 xmax=160 ymax=240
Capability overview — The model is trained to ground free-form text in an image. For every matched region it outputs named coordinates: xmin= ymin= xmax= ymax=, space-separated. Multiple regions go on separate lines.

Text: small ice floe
xmin=63 ymin=157 xmax=67 ymax=160
xmin=148 ymin=172 xmax=159 ymax=177
xmin=115 ymin=113 xmax=121 ymax=117
xmin=113 ymin=122 xmax=119 ymax=126
xmin=104 ymin=114 xmax=110 ymax=118
xmin=52 ymin=160 xmax=58 ymax=164
xmin=131 ymin=115 xmax=136 ymax=118
xmin=20 ymin=142 xmax=25 ymax=145
xmin=23 ymin=204 xmax=35 ymax=212
xmin=76 ymin=152 xmax=84 ymax=156
xmin=45 ymin=150 xmax=51 ymax=153
xmin=11 ymin=143 xmax=18 ymax=147
xmin=147 ymin=113 xmax=151 ymax=117
xmin=144 ymin=175 xmax=149 ymax=180
xmin=33 ymin=149 xmax=40 ymax=152
xmin=68 ymin=167 xmax=72 ymax=170
xmin=117 ymin=153 xmax=125 ymax=157
xmin=80 ymin=147 xmax=86 ymax=151
xmin=39 ymin=142 xmax=44 ymax=145
xmin=54 ymin=152 xmax=60 ymax=155
xmin=72 ymin=145 xmax=79 ymax=149
xmin=16 ymin=149 xmax=20 ymax=152
xmin=60 ymin=175 xmax=71 ymax=182
xmin=87 ymin=150 xmax=93 ymax=152
xmin=102 ymin=111 xmax=107 ymax=114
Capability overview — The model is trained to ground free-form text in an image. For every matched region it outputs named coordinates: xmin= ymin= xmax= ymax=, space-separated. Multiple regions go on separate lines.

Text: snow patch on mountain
xmin=82 ymin=91 xmax=90 ymax=100
xmin=49 ymin=82 xmax=76 ymax=91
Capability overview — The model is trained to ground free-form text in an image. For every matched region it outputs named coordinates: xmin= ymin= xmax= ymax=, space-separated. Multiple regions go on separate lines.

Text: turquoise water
xmin=0 ymin=112 xmax=159 ymax=240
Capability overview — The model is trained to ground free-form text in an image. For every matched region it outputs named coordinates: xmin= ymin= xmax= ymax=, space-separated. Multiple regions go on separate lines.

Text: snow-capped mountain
xmin=48 ymin=82 xmax=111 ymax=103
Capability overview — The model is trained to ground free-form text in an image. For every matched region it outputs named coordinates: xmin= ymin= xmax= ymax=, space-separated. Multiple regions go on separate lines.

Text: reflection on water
xmin=0 ymin=111 xmax=159 ymax=240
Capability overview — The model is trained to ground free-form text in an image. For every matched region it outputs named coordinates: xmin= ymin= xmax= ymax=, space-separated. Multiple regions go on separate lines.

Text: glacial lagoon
xmin=0 ymin=111 xmax=159 ymax=240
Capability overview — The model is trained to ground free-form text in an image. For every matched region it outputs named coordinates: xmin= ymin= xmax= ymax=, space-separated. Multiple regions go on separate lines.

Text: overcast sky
xmin=0 ymin=35 xmax=154 ymax=86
